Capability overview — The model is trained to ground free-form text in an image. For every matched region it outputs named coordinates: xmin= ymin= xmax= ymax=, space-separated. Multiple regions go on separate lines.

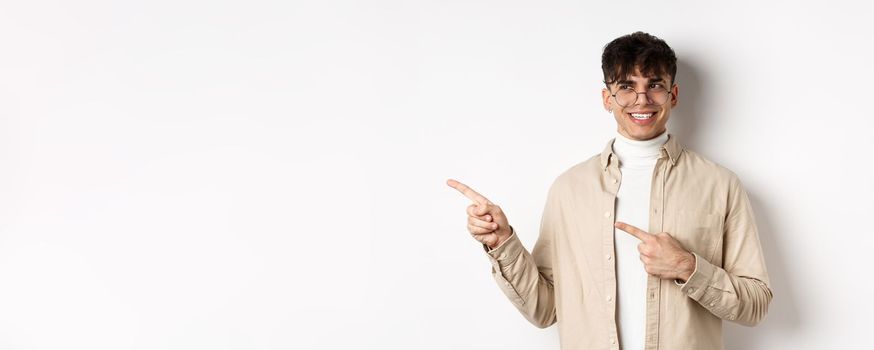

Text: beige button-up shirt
xmin=482 ymin=134 xmax=773 ymax=349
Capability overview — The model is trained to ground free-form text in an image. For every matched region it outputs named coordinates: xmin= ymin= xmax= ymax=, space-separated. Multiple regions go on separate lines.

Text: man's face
xmin=601 ymin=67 xmax=678 ymax=141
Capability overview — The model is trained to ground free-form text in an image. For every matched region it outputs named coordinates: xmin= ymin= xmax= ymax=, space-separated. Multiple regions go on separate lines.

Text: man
xmin=447 ymin=32 xmax=772 ymax=349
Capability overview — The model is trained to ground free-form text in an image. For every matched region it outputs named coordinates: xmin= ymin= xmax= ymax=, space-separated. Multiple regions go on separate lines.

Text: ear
xmin=670 ymin=83 xmax=679 ymax=108
xmin=602 ymin=87 xmax=612 ymax=112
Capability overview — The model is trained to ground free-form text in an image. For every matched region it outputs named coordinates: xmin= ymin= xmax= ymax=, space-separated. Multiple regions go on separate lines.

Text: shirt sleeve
xmin=481 ymin=186 xmax=559 ymax=329
xmin=676 ymin=175 xmax=774 ymax=326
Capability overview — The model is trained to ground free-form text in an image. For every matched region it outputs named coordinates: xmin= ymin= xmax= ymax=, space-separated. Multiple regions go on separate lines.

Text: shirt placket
xmin=603 ymin=155 xmax=621 ymax=350
xmin=644 ymin=150 xmax=671 ymax=350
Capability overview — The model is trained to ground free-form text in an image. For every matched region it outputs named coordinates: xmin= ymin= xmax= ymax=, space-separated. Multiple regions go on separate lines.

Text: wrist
xmin=488 ymin=226 xmax=514 ymax=250
xmin=487 ymin=237 xmax=498 ymax=250
xmin=677 ymin=251 xmax=696 ymax=282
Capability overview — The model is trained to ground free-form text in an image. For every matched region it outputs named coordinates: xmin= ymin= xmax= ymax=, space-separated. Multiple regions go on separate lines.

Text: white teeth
xmin=630 ymin=113 xmax=653 ymax=119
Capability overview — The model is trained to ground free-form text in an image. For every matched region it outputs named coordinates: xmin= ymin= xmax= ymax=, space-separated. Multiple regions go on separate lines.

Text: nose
xmin=633 ymin=91 xmax=654 ymax=106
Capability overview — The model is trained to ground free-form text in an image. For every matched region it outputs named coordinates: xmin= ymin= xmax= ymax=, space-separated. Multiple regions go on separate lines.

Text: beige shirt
xmin=482 ymin=134 xmax=773 ymax=350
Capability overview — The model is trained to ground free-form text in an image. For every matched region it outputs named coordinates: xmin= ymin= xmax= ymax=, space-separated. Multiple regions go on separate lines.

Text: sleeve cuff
xmin=677 ymin=251 xmax=717 ymax=301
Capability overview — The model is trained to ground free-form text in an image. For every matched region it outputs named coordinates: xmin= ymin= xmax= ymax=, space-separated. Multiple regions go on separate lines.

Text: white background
xmin=0 ymin=0 xmax=872 ymax=349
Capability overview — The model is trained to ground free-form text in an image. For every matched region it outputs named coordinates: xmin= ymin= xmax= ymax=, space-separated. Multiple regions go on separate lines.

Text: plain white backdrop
xmin=0 ymin=0 xmax=872 ymax=349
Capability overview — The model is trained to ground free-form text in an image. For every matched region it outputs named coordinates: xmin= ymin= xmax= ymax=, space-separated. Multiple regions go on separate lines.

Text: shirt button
xmin=611 ymin=339 xmax=616 ymax=345
xmin=606 ymin=254 xmax=612 ymax=260
xmin=604 ymin=211 xmax=611 ymax=218
xmin=612 ymin=178 xmax=618 ymax=184
xmin=709 ymin=302 xmax=716 ymax=307
xmin=606 ymin=295 xmax=613 ymax=302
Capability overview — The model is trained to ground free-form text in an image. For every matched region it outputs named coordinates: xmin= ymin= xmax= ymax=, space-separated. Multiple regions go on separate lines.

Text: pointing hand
xmin=446 ymin=179 xmax=513 ymax=249
xmin=614 ymin=222 xmax=696 ymax=282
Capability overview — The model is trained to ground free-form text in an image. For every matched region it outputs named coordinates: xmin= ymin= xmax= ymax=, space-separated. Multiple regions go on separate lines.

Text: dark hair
xmin=601 ymin=31 xmax=677 ymax=87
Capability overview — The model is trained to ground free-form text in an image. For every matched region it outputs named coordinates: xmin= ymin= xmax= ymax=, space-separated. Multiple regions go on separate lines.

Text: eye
xmin=649 ymin=83 xmax=664 ymax=89
xmin=618 ymin=84 xmax=633 ymax=90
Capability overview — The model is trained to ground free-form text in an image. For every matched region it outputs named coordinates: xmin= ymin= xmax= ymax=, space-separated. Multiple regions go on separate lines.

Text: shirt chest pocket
xmin=674 ymin=210 xmax=724 ymax=263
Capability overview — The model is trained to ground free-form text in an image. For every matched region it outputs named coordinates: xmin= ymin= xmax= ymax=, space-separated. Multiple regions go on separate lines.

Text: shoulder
xmin=546 ymin=154 xmax=603 ymax=197
xmin=679 ymin=148 xmax=742 ymax=187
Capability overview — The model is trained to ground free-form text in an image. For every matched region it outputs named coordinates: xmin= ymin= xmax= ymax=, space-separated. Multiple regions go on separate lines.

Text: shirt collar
xmin=600 ymin=133 xmax=683 ymax=170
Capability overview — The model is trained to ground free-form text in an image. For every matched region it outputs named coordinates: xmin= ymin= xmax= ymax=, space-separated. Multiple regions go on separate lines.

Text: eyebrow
xmin=616 ymin=77 xmax=665 ymax=84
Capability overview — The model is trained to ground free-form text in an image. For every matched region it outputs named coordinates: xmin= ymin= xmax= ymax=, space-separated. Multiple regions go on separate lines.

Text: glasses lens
xmin=615 ymin=90 xmax=637 ymax=107
xmin=647 ymin=87 xmax=669 ymax=106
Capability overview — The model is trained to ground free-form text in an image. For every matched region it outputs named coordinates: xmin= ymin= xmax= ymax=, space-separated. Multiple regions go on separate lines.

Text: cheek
xmin=659 ymin=109 xmax=670 ymax=121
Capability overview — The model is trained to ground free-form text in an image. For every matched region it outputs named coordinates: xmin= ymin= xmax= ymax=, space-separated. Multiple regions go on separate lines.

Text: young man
xmin=447 ymin=32 xmax=772 ymax=349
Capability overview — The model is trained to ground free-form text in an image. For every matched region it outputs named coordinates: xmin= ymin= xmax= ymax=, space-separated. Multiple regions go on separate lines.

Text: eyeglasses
xmin=608 ymin=83 xmax=674 ymax=108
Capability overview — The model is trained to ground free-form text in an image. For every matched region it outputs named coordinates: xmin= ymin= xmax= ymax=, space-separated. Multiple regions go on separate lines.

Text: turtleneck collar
xmin=611 ymin=131 xmax=669 ymax=169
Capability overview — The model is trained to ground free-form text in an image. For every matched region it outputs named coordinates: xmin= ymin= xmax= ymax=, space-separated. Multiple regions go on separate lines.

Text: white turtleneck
xmin=612 ymin=130 xmax=668 ymax=350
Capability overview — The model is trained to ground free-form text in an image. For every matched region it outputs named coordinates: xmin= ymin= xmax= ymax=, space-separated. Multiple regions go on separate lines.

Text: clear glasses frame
xmin=608 ymin=84 xmax=675 ymax=107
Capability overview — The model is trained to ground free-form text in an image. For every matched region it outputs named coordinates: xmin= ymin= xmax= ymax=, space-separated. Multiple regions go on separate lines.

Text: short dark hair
xmin=601 ymin=31 xmax=677 ymax=87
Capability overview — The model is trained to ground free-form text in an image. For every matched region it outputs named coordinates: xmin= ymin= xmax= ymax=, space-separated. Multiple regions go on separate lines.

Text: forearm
xmin=483 ymin=230 xmax=557 ymax=328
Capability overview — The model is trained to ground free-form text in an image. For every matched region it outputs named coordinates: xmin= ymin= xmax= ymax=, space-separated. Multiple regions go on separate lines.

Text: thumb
xmin=476 ymin=203 xmax=489 ymax=216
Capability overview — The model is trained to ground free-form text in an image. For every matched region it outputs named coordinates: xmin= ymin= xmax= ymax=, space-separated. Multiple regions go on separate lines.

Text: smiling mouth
xmin=628 ymin=112 xmax=656 ymax=120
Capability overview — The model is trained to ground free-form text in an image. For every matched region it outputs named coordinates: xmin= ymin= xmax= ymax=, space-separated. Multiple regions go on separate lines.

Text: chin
xmin=624 ymin=126 xmax=665 ymax=140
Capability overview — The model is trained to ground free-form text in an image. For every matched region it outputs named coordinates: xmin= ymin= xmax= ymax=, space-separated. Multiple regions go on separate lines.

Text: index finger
xmin=614 ymin=222 xmax=650 ymax=241
xmin=446 ymin=178 xmax=492 ymax=205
